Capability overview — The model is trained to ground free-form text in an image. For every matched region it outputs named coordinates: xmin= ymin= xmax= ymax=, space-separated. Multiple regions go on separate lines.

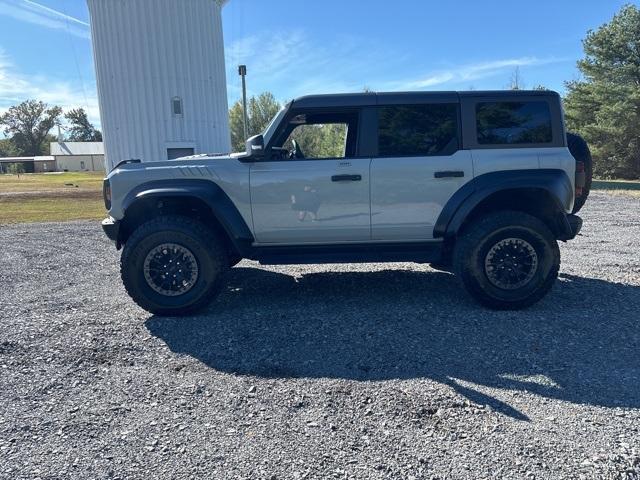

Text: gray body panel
xmin=107 ymin=157 xmax=253 ymax=230
xmin=370 ymin=151 xmax=473 ymax=240
xmin=249 ymin=158 xmax=371 ymax=244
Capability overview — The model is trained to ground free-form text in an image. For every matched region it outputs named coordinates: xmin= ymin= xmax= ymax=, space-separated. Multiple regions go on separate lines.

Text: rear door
xmin=250 ymin=108 xmax=371 ymax=244
xmin=370 ymin=100 xmax=473 ymax=240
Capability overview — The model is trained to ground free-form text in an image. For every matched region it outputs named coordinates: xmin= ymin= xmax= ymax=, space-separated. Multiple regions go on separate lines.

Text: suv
xmin=102 ymin=90 xmax=592 ymax=315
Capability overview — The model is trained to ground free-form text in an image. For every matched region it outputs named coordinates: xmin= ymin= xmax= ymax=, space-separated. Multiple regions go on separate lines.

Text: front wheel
xmin=453 ymin=211 xmax=560 ymax=310
xmin=120 ymin=215 xmax=228 ymax=316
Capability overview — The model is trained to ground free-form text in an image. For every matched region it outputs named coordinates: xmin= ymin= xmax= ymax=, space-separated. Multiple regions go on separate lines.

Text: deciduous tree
xmin=229 ymin=92 xmax=282 ymax=152
xmin=0 ymin=100 xmax=62 ymax=156
xmin=0 ymin=138 xmax=18 ymax=157
xmin=65 ymin=108 xmax=103 ymax=142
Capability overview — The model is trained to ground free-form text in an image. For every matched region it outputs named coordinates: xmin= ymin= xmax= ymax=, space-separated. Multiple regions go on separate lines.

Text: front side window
xmin=476 ymin=101 xmax=552 ymax=145
xmin=274 ymin=111 xmax=358 ymax=160
xmin=378 ymin=104 xmax=459 ymax=157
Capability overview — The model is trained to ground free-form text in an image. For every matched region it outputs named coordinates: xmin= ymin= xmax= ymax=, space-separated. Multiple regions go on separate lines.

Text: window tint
xmin=476 ymin=101 xmax=552 ymax=145
xmin=378 ymin=104 xmax=459 ymax=157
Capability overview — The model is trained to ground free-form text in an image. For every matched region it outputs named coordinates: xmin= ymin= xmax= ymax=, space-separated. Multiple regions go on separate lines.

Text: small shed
xmin=51 ymin=142 xmax=105 ymax=172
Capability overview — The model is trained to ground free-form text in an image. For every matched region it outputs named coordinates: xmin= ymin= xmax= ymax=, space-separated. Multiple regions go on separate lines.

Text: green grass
xmin=0 ymin=172 xmax=105 ymax=224
xmin=0 ymin=196 xmax=106 ymax=224
xmin=591 ymin=179 xmax=640 ymax=198
xmin=0 ymin=172 xmax=104 ymax=193
xmin=592 ymin=179 xmax=640 ymax=191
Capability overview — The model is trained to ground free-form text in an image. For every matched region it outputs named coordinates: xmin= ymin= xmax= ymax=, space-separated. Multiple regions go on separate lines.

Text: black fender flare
xmin=121 ymin=179 xmax=254 ymax=254
xmin=434 ymin=169 xmax=576 ymax=240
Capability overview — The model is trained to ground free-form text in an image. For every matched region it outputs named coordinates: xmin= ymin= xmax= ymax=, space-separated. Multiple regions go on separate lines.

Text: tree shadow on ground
xmin=146 ymin=267 xmax=640 ymax=420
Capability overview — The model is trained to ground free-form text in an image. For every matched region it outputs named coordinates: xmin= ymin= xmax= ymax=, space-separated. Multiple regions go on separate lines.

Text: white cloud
xmin=224 ymin=31 xmax=403 ymax=101
xmin=0 ymin=0 xmax=90 ymax=39
xmin=225 ymin=30 xmax=324 ymax=97
xmin=224 ymin=30 xmax=566 ymax=103
xmin=0 ymin=49 xmax=100 ymax=127
xmin=400 ymin=57 xmax=565 ymax=89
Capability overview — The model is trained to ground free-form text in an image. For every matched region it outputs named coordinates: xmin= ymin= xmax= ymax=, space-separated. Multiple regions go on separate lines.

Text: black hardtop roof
xmin=291 ymin=90 xmax=560 ymax=109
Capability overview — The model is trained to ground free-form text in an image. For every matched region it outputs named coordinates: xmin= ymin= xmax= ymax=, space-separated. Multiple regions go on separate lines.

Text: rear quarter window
xmin=476 ymin=101 xmax=552 ymax=145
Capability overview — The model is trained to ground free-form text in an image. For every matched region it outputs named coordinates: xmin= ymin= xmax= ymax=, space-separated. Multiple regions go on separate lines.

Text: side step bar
xmin=253 ymin=241 xmax=444 ymax=265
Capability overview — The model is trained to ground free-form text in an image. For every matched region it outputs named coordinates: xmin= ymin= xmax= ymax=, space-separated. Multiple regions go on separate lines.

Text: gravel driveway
xmin=1 ymin=192 xmax=639 ymax=479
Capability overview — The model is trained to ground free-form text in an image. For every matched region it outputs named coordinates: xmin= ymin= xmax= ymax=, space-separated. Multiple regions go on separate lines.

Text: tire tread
xmin=453 ymin=211 xmax=560 ymax=310
xmin=120 ymin=215 xmax=227 ymax=316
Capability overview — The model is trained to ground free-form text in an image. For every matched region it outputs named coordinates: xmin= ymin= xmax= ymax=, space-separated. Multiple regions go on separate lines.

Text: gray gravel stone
xmin=0 ymin=192 xmax=639 ymax=479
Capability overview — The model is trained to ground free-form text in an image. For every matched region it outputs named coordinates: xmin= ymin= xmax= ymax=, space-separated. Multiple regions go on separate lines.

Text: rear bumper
xmin=102 ymin=217 xmax=121 ymax=247
xmin=561 ymin=214 xmax=583 ymax=241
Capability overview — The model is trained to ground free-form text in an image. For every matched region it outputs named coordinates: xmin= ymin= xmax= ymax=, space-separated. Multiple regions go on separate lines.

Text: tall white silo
xmin=86 ymin=0 xmax=231 ymax=170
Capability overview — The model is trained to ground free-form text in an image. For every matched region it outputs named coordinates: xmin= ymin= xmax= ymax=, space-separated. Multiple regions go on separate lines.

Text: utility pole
xmin=238 ymin=65 xmax=248 ymax=140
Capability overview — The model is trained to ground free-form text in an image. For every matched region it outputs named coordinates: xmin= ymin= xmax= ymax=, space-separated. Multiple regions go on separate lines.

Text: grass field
xmin=592 ymin=179 xmax=640 ymax=197
xmin=0 ymin=172 xmax=106 ymax=224
xmin=0 ymin=171 xmax=104 ymax=193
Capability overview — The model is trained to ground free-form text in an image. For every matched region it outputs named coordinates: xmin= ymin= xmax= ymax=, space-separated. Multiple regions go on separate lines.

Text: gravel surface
xmin=1 ymin=192 xmax=639 ymax=480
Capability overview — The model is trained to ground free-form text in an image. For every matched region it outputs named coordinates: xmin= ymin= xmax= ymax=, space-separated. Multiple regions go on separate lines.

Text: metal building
xmin=50 ymin=142 xmax=105 ymax=172
xmin=86 ymin=0 xmax=231 ymax=171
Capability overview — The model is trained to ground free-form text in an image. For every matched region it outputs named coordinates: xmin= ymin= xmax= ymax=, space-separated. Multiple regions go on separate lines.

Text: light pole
xmin=238 ymin=64 xmax=248 ymax=140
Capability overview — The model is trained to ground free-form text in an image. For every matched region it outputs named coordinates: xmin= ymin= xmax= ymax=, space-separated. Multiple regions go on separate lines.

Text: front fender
xmin=121 ymin=179 xmax=254 ymax=251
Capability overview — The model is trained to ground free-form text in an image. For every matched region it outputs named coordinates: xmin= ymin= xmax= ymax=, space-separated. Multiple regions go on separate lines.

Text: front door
xmin=250 ymin=109 xmax=371 ymax=244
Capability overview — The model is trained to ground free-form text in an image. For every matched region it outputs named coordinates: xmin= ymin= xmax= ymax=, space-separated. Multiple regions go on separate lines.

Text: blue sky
xmin=0 ymin=0 xmax=634 ymax=128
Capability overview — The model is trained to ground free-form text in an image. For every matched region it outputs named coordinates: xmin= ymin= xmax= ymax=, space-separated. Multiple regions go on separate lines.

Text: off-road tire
xmin=121 ymin=215 xmax=228 ymax=316
xmin=567 ymin=132 xmax=593 ymax=214
xmin=453 ymin=211 xmax=560 ymax=310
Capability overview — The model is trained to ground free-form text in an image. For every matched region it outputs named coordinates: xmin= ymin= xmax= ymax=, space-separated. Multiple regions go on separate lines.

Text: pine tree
xmin=564 ymin=4 xmax=640 ymax=179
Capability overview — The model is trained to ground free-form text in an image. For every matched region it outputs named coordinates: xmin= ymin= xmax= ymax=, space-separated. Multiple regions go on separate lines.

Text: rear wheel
xmin=453 ymin=211 xmax=560 ymax=310
xmin=121 ymin=215 xmax=228 ymax=316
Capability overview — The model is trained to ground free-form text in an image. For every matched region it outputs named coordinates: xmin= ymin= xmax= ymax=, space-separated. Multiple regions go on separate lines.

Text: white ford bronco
xmin=102 ymin=91 xmax=591 ymax=315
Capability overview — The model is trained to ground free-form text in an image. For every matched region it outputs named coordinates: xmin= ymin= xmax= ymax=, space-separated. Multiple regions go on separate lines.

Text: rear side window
xmin=476 ymin=101 xmax=552 ymax=145
xmin=378 ymin=104 xmax=459 ymax=157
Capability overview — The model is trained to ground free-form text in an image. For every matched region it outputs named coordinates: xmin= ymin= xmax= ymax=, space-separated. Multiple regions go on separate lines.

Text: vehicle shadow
xmin=145 ymin=267 xmax=640 ymax=420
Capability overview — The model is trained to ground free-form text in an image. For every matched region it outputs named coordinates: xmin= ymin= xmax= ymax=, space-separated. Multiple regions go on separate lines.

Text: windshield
xmin=262 ymin=104 xmax=289 ymax=146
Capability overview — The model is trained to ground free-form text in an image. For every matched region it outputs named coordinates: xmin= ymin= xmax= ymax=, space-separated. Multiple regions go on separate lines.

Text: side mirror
xmin=245 ymin=134 xmax=265 ymax=158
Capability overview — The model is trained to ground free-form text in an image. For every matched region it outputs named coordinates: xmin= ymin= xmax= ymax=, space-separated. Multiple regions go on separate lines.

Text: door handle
xmin=331 ymin=174 xmax=362 ymax=182
xmin=434 ymin=171 xmax=465 ymax=179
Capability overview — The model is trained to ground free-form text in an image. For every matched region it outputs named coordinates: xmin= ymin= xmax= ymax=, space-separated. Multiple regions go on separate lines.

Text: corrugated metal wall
xmin=86 ymin=0 xmax=231 ymax=170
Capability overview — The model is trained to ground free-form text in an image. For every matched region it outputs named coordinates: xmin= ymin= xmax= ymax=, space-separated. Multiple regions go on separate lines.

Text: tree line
xmin=0 ymin=101 xmax=102 ymax=158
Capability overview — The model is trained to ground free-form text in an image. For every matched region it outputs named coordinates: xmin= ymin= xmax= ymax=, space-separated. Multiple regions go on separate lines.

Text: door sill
xmin=252 ymin=241 xmax=443 ymax=265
